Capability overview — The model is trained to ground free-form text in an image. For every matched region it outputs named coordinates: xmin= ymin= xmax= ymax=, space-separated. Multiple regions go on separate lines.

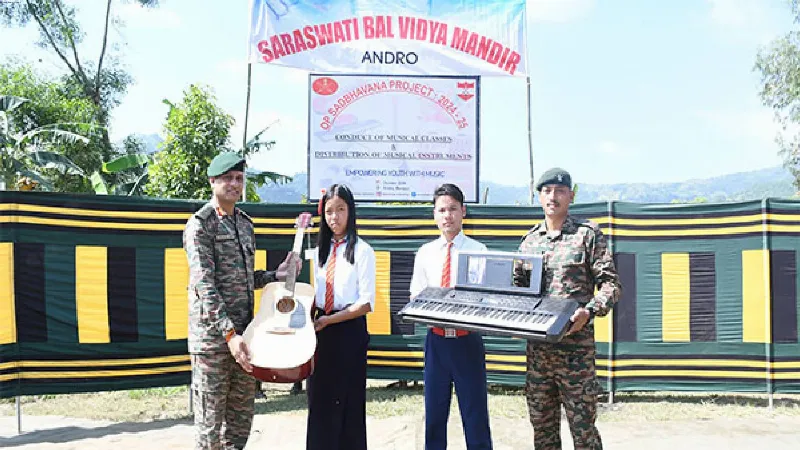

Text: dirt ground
xmin=1 ymin=410 xmax=797 ymax=449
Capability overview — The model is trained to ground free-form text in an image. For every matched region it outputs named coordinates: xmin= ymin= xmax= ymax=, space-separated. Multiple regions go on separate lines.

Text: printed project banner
xmin=308 ymin=74 xmax=480 ymax=202
xmin=249 ymin=0 xmax=527 ymax=76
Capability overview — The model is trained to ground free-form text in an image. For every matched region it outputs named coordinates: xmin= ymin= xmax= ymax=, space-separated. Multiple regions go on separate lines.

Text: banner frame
xmin=248 ymin=0 xmax=529 ymax=77
xmin=305 ymin=72 xmax=481 ymax=204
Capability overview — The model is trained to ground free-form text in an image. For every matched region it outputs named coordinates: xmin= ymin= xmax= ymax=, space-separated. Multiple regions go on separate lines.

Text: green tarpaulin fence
xmin=1 ymin=191 xmax=799 ymax=398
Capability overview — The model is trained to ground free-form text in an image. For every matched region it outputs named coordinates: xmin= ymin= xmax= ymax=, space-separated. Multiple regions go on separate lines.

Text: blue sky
xmin=1 ymin=0 xmax=796 ymax=187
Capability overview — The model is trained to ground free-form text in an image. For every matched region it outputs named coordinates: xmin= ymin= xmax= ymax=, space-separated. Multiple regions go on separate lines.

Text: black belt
xmin=312 ymin=306 xmax=343 ymax=319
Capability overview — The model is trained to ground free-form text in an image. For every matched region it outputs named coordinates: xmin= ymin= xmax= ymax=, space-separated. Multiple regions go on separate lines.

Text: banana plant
xmin=1 ymin=95 xmax=101 ymax=192
xmin=97 ymin=153 xmax=151 ymax=196
xmin=239 ymin=120 xmax=293 ymax=185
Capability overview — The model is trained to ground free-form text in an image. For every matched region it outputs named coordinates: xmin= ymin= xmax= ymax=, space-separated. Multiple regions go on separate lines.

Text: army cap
xmin=207 ymin=151 xmax=246 ymax=177
xmin=535 ymin=167 xmax=572 ymax=191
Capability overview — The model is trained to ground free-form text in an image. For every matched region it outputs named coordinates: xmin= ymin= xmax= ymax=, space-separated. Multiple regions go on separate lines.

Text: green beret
xmin=207 ymin=151 xmax=246 ymax=177
xmin=535 ymin=167 xmax=572 ymax=191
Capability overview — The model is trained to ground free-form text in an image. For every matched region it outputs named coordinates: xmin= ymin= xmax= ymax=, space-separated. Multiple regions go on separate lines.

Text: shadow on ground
xmin=0 ymin=417 xmax=191 ymax=447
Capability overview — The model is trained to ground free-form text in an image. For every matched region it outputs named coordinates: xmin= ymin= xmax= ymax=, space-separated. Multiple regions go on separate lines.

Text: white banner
xmin=308 ymin=74 xmax=480 ymax=202
xmin=249 ymin=0 xmax=527 ymax=76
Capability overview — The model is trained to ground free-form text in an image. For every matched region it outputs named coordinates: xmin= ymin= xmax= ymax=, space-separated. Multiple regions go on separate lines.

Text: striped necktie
xmin=441 ymin=241 xmax=454 ymax=287
xmin=324 ymin=240 xmax=344 ymax=313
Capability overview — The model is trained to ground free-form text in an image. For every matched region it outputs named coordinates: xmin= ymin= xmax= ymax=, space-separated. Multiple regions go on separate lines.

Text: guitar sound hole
xmin=276 ymin=297 xmax=295 ymax=313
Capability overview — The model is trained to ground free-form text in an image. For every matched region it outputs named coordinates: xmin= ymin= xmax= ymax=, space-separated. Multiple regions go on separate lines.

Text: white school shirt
xmin=409 ymin=231 xmax=487 ymax=299
xmin=312 ymin=237 xmax=376 ymax=312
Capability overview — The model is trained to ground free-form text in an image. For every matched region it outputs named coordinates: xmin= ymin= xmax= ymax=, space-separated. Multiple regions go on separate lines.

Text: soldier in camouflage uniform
xmin=513 ymin=168 xmax=621 ymax=450
xmin=184 ymin=151 xmax=296 ymax=450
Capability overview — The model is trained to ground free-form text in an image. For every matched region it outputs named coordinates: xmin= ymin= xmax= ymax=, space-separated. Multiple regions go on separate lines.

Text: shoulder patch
xmin=194 ymin=203 xmax=215 ymax=220
xmin=575 ymin=218 xmax=600 ymax=229
xmin=520 ymin=223 xmax=543 ymax=242
xmin=238 ymin=209 xmax=254 ymax=224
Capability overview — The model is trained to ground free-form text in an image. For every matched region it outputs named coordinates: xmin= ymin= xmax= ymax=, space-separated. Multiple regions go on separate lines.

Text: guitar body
xmin=243 ymin=212 xmax=317 ymax=383
xmin=243 ymin=280 xmax=316 ymax=383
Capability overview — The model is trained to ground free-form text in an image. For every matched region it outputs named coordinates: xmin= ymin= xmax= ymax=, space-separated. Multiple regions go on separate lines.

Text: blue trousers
xmin=424 ymin=330 xmax=493 ymax=450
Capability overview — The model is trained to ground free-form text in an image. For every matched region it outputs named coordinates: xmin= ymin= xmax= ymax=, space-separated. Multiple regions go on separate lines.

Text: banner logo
xmin=312 ymin=77 xmax=339 ymax=96
xmin=457 ymin=81 xmax=475 ymax=101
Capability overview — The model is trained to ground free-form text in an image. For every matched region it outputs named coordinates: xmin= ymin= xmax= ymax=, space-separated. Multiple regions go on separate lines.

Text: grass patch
xmin=1 ymin=383 xmax=799 ymax=423
xmin=601 ymin=391 xmax=800 ymax=422
xmin=0 ymin=387 xmax=193 ymax=422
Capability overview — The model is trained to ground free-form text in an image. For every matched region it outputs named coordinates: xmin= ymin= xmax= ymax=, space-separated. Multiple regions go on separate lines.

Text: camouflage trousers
xmin=525 ymin=343 xmax=602 ymax=450
xmin=191 ymin=352 xmax=258 ymax=450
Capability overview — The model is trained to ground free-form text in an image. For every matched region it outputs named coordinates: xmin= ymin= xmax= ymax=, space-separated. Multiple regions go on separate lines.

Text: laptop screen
xmin=454 ymin=250 xmax=543 ymax=296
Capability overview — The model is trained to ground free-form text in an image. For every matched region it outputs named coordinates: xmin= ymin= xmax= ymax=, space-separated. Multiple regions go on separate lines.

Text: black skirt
xmin=306 ymin=310 xmax=369 ymax=450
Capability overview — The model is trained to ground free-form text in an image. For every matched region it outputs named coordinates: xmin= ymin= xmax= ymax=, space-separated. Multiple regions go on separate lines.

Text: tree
xmin=96 ymin=137 xmax=151 ymax=195
xmin=0 ymin=94 xmax=103 ymax=192
xmin=145 ymin=85 xmax=232 ymax=200
xmin=0 ymin=62 xmax=113 ymax=192
xmin=145 ymin=84 xmax=292 ymax=201
xmin=754 ymin=1 xmax=800 ymax=190
xmin=1 ymin=0 xmax=160 ymax=150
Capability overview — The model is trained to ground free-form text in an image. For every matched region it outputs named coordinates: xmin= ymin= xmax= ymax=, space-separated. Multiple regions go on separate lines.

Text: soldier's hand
xmin=566 ymin=307 xmax=591 ymax=335
xmin=276 ymin=253 xmax=302 ymax=281
xmin=227 ymin=335 xmax=253 ymax=373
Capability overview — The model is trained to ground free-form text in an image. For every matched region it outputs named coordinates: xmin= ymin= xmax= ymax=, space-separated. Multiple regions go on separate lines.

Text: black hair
xmin=432 ymin=183 xmax=465 ymax=206
xmin=317 ymin=184 xmax=358 ymax=267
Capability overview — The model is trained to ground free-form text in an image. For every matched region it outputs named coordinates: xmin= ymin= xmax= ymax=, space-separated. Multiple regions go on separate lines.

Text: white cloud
xmin=527 ymin=0 xmax=594 ymax=23
xmin=117 ymin=3 xmax=182 ymax=29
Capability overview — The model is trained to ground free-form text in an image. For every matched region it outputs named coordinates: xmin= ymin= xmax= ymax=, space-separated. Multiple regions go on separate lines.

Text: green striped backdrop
xmin=1 ymin=192 xmax=800 ymax=398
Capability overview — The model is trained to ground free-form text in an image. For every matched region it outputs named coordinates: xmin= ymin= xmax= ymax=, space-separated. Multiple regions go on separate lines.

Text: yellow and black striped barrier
xmin=1 ymin=192 xmax=800 ymax=397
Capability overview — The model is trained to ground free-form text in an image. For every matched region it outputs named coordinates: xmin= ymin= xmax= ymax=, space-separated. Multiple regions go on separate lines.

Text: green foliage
xmin=754 ymin=2 xmax=800 ymax=190
xmin=145 ymin=85 xmax=236 ymax=200
xmin=2 ymin=2 xmax=290 ymax=200
xmin=0 ymin=92 xmax=108 ymax=192
xmin=113 ymin=134 xmax=151 ymax=194
xmin=245 ymin=180 xmax=261 ymax=202
xmin=126 ymin=385 xmax=185 ymax=400
xmin=145 ymin=84 xmax=293 ymax=202
xmin=96 ymin=148 xmax=151 ymax=196
xmin=244 ymin=121 xmax=277 ymax=155
xmin=102 ymin=152 xmax=149 ymax=173
xmin=1 ymin=0 xmax=162 ymax=155
xmin=90 ymin=171 xmax=108 ymax=194
xmin=241 ymin=121 xmax=293 ymax=192
xmin=246 ymin=167 xmax=292 ymax=186
xmin=0 ymin=63 xmax=109 ymax=192
xmin=670 ymin=196 xmax=709 ymax=204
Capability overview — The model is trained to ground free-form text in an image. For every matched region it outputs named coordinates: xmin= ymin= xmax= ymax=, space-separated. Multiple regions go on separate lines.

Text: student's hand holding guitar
xmin=314 ymin=315 xmax=333 ymax=332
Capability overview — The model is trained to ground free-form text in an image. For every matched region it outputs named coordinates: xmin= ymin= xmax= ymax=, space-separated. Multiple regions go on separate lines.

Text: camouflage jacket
xmin=514 ymin=215 xmax=621 ymax=347
xmin=183 ymin=202 xmax=276 ymax=354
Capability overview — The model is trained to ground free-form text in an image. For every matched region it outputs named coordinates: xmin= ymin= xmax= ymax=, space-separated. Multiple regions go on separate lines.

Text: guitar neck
xmin=283 ymin=226 xmax=305 ymax=293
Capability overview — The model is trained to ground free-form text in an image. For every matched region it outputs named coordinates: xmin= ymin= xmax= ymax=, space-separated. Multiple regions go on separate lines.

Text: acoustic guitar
xmin=243 ymin=212 xmax=316 ymax=383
